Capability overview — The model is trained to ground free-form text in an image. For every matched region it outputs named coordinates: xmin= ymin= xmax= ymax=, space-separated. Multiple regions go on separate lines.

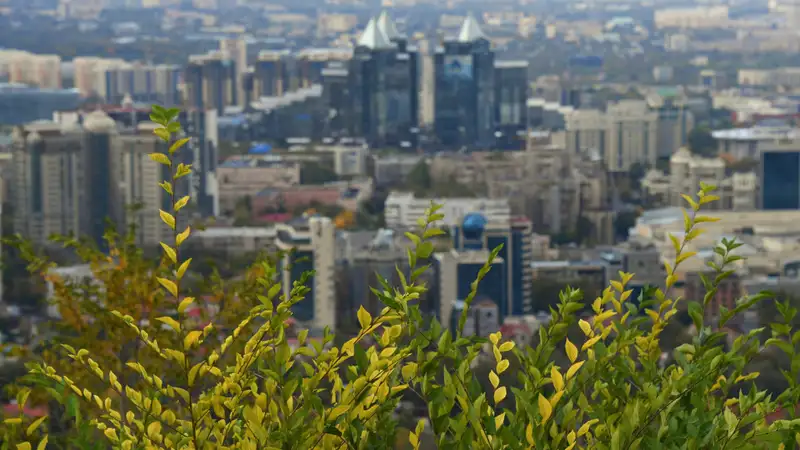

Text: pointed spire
xmin=357 ymin=17 xmax=393 ymax=50
xmin=377 ymin=10 xmax=402 ymax=41
xmin=458 ymin=13 xmax=487 ymax=43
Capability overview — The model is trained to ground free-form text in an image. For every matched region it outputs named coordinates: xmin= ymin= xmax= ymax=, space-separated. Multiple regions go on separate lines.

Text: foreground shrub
xmin=3 ymin=107 xmax=800 ymax=449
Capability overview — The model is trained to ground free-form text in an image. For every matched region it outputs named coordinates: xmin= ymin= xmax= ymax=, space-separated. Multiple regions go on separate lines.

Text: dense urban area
xmin=3 ymin=0 xmax=800 ymax=434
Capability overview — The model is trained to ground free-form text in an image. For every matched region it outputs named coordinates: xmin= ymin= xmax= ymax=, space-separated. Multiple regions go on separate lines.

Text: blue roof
xmin=250 ymin=144 xmax=272 ymax=154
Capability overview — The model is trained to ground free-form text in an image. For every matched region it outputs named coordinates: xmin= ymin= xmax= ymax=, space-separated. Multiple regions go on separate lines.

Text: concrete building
xmin=72 ymin=57 xmax=129 ymax=98
xmin=0 ymin=51 xmax=62 ymax=89
xmin=219 ymin=38 xmax=247 ymax=108
xmin=189 ymin=227 xmax=277 ymax=254
xmin=275 ymin=217 xmax=336 ymax=331
xmin=216 ymin=157 xmax=301 ymax=214
xmin=384 ymin=191 xmax=511 ymax=230
xmin=99 ymin=62 xmax=182 ymax=106
xmin=653 ymin=6 xmax=729 ymax=29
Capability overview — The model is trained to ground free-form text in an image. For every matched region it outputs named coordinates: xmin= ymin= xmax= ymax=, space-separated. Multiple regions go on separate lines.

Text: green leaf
xmin=417 ymin=242 xmax=434 ymax=259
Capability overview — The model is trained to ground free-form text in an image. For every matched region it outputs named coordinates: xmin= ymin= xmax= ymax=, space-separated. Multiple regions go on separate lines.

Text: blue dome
xmin=462 ymin=212 xmax=488 ymax=240
xmin=249 ymin=144 xmax=272 ymax=154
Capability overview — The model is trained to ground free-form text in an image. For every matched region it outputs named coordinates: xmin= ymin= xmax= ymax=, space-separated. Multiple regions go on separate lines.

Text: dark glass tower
xmin=348 ymin=12 xmax=419 ymax=149
xmin=434 ymin=14 xmax=495 ymax=149
xmin=494 ymin=60 xmax=529 ymax=150
xmin=761 ymin=148 xmax=800 ymax=210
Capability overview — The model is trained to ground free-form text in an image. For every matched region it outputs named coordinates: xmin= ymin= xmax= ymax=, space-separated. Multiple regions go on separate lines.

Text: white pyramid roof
xmin=377 ymin=10 xmax=402 ymax=41
xmin=458 ymin=13 xmax=488 ymax=43
xmin=357 ymin=17 xmax=393 ymax=50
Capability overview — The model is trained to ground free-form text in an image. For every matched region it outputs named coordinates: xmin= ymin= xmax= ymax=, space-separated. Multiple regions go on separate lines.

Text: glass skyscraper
xmin=761 ymin=145 xmax=800 ymax=210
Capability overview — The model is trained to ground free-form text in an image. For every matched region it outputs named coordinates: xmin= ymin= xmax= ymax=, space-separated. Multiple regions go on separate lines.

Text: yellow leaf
xmin=538 ymin=393 xmax=552 ymax=423
xmin=568 ymin=431 xmax=576 ymax=444
xmin=549 ymin=390 xmax=564 ymax=408
xmin=104 ymin=428 xmax=119 ymax=442
xmin=178 ymin=297 xmax=195 ymax=314
xmin=26 ymin=416 xmax=47 ymax=436
xmin=147 ymin=421 xmax=161 ymax=439
xmin=489 ymin=332 xmax=501 ymax=345
xmin=579 ymin=319 xmax=592 ymax=336
xmin=36 ymin=437 xmax=47 ymax=450
xmin=401 ymin=363 xmax=417 ymax=381
xmin=157 ymin=277 xmax=178 ymax=297
xmin=565 ymin=338 xmax=578 ymax=363
xmin=176 ymin=226 xmax=191 ymax=246
xmin=489 ymin=371 xmax=500 ymax=389
xmin=496 ymin=359 xmax=510 ymax=374
xmin=176 ymin=259 xmax=192 ymax=280
xmin=17 ymin=444 xmax=31 ymax=450
xmin=174 ymin=196 xmax=190 ymax=212
xmin=357 ymin=306 xmax=371 ymax=329
xmin=566 ymin=361 xmax=585 ymax=380
xmin=409 ymin=432 xmax=419 ymax=449
xmin=498 ymin=341 xmax=515 ymax=352
xmin=184 ymin=330 xmax=202 ymax=350
xmin=156 ymin=316 xmax=181 ymax=332
xmin=149 ymin=152 xmax=171 ymax=166
xmin=159 ymin=210 xmax=176 ymax=230
xmin=160 ymin=243 xmax=177 ymax=263
xmin=329 ymin=405 xmax=349 ymax=421
xmin=551 ymin=366 xmax=564 ymax=391
xmin=582 ymin=336 xmax=601 ymax=351
xmin=494 ymin=386 xmax=507 ymax=404
xmin=578 ymin=419 xmax=599 ymax=436
xmin=169 ymin=137 xmax=190 ymax=155
xmin=494 ymin=412 xmax=505 ymax=430
xmin=610 ymin=280 xmax=624 ymax=292
xmin=5 ymin=418 xmax=22 ymax=425
xmin=526 ymin=422 xmax=534 ymax=445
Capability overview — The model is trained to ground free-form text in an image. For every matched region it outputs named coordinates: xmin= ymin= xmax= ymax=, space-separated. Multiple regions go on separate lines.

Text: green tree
xmin=6 ymin=110 xmax=800 ymax=450
xmin=687 ymin=126 xmax=718 ymax=157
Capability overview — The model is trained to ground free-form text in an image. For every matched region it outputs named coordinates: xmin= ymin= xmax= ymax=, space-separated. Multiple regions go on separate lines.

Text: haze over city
xmin=2 ymin=0 xmax=800 ymax=445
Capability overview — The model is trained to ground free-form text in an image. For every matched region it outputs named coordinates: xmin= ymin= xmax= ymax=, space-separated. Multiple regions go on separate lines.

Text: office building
xmin=494 ymin=60 xmax=529 ymax=150
xmin=275 ymin=217 xmax=336 ymax=331
xmin=321 ymin=65 xmax=351 ymax=138
xmin=72 ymin=57 xmax=129 ymax=98
xmin=297 ymin=48 xmax=352 ymax=90
xmin=760 ymin=141 xmax=800 ymax=210
xmin=0 ymin=83 xmax=81 ymax=126
xmin=434 ymin=14 xmax=496 ymax=149
xmin=450 ymin=214 xmax=533 ymax=317
xmin=349 ymin=12 xmax=418 ymax=148
xmin=184 ymin=52 xmax=238 ymax=115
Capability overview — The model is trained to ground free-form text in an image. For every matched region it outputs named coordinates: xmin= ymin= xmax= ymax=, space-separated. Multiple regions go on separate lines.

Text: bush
xmin=3 ymin=107 xmax=800 ymax=449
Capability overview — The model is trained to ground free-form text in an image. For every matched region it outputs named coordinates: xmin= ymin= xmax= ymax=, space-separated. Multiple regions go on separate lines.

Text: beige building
xmin=72 ymin=57 xmax=129 ymax=97
xmin=0 ymin=50 xmax=62 ymax=89
xmin=654 ymin=6 xmax=729 ymax=29
xmin=219 ymin=38 xmax=247 ymax=107
xmin=565 ymin=100 xmax=658 ymax=172
xmin=216 ymin=158 xmax=301 ymax=214
xmin=642 ymin=148 xmax=758 ymax=211
xmin=118 ymin=122 xmax=174 ymax=248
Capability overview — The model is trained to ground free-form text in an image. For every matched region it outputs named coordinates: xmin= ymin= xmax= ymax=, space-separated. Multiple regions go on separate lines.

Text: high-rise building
xmin=0 ymin=83 xmax=81 ymax=126
xmin=219 ymin=38 xmax=247 ymax=107
xmin=184 ymin=53 xmax=237 ymax=114
xmin=118 ymin=122 xmax=173 ymax=248
xmin=760 ymin=142 xmax=800 ymax=210
xmin=434 ymin=14 xmax=495 ymax=149
xmin=450 ymin=214 xmax=533 ymax=318
xmin=1 ymin=51 xmax=62 ymax=89
xmin=275 ymin=217 xmax=336 ymax=331
xmin=494 ymin=60 xmax=529 ymax=150
xmin=254 ymin=50 xmax=292 ymax=98
xmin=100 ymin=63 xmax=182 ymax=106
xmin=11 ymin=111 xmax=122 ymax=248
xmin=349 ymin=12 xmax=418 ymax=148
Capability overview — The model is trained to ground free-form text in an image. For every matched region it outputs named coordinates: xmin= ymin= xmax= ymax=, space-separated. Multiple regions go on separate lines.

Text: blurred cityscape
xmin=1 ymin=0 xmax=800 ymax=388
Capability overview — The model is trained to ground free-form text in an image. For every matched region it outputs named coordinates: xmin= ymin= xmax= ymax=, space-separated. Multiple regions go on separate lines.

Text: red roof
xmin=2 ymin=404 xmax=48 ymax=418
